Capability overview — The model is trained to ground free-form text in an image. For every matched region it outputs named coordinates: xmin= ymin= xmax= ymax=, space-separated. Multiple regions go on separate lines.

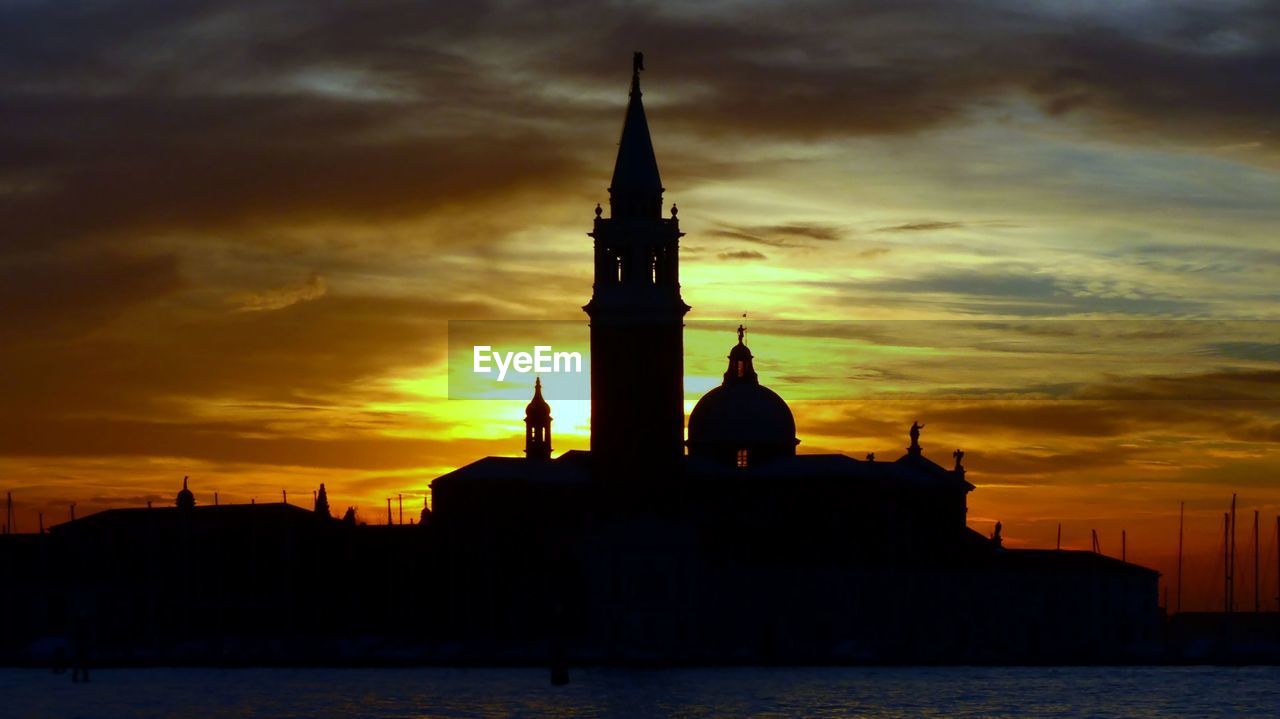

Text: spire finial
xmin=611 ymin=51 xmax=662 ymax=215
xmin=633 ymin=51 xmax=644 ymax=76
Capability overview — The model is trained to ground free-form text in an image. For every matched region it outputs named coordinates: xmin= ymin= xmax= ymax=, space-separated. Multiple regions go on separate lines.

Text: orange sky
xmin=2 ymin=0 xmax=1279 ymax=611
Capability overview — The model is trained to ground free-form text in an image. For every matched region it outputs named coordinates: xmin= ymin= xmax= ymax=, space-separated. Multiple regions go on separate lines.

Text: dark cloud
xmin=0 ymin=415 xmax=508 ymax=470
xmin=708 ymin=222 xmax=845 ymax=247
xmin=831 ymin=266 xmax=1207 ymax=316
xmin=717 ymin=249 xmax=767 ymax=261
xmin=0 ymin=251 xmax=184 ymax=340
xmin=1197 ymin=341 xmax=1280 ymax=363
xmin=877 ymin=221 xmax=966 ymax=232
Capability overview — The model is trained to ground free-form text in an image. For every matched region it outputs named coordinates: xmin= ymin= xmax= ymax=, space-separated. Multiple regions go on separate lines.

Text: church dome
xmin=687 ymin=327 xmax=798 ymax=467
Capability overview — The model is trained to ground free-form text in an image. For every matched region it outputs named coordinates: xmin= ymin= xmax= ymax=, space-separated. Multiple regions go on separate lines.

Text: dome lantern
xmin=688 ymin=326 xmax=798 ymax=468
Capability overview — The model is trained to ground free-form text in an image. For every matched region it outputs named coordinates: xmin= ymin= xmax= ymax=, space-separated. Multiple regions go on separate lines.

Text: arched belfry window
xmin=736 ymin=360 xmax=745 ymax=378
xmin=736 ymin=448 xmax=749 ymax=468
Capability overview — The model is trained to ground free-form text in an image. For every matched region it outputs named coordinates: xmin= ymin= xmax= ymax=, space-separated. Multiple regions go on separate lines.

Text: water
xmin=3 ymin=666 xmax=1278 ymax=718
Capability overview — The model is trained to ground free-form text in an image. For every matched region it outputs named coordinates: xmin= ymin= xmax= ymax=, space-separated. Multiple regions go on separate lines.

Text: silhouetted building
xmin=0 ymin=56 xmax=1163 ymax=667
xmin=425 ymin=59 xmax=1161 ymax=664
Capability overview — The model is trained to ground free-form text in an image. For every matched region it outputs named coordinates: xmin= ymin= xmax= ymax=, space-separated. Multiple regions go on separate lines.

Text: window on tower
xmin=736 ymin=449 xmax=749 ymax=468
xmin=736 ymin=361 xmax=745 ymax=378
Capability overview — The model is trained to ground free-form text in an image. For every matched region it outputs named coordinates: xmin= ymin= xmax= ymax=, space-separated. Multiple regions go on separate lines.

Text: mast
xmin=1122 ymin=529 xmax=1127 ymax=563
xmin=1230 ymin=494 xmax=1237 ymax=613
xmin=1254 ymin=509 xmax=1261 ymax=613
xmin=1176 ymin=501 xmax=1184 ymax=614
xmin=1056 ymin=522 xmax=1061 ymax=551
xmin=1223 ymin=512 xmax=1230 ymax=613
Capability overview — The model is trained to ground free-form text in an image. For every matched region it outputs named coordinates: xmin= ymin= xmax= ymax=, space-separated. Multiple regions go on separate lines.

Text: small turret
xmin=525 ymin=377 xmax=552 ymax=461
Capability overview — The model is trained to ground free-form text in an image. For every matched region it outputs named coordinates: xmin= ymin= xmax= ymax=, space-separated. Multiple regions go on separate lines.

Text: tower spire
xmin=610 ymin=51 xmax=662 ymax=219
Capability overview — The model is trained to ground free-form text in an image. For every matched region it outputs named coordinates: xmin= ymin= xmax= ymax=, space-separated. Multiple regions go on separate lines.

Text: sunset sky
xmin=3 ymin=0 xmax=1279 ymax=610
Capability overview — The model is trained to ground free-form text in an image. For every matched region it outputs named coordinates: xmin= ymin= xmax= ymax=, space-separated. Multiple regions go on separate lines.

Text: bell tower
xmin=583 ymin=53 xmax=689 ymax=473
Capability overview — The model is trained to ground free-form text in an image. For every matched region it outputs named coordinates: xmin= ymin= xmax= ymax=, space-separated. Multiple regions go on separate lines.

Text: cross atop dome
xmin=726 ymin=325 xmax=758 ymax=385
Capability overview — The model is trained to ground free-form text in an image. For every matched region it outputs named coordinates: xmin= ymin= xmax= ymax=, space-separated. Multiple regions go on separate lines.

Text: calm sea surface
xmin=3 ymin=666 xmax=1278 ymax=718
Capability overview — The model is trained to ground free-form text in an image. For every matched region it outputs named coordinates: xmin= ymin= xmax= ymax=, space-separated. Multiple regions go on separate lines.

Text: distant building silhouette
xmin=0 ymin=56 xmax=1164 ymax=667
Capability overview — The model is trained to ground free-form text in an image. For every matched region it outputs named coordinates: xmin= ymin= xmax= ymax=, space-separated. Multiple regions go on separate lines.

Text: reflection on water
xmin=3 ymin=666 xmax=1279 ymax=718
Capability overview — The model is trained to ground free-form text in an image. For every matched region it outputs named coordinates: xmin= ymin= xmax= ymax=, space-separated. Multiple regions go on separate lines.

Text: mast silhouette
xmin=1223 ymin=512 xmax=1231 ymax=614
xmin=1253 ymin=509 xmax=1260 ymax=613
xmin=1230 ymin=494 xmax=1237 ymax=613
xmin=1176 ymin=501 xmax=1184 ymax=614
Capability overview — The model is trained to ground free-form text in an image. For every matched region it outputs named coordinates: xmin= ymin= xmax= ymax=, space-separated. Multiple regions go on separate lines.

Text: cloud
xmin=229 ymin=272 xmax=328 ymax=312
xmin=717 ymin=250 xmax=767 ymax=261
xmin=877 ymin=221 xmax=966 ymax=232
xmin=836 ymin=265 xmax=1207 ymax=316
xmin=709 ymin=222 xmax=845 ymax=247
xmin=0 ymin=251 xmax=183 ymax=341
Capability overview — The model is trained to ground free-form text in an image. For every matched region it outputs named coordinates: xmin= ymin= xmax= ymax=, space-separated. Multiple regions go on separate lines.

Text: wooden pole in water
xmin=38 ymin=512 xmax=43 ymax=534
xmin=1122 ymin=529 xmax=1127 ymax=563
xmin=5 ymin=491 xmax=11 ymax=534
xmin=1056 ymin=523 xmax=1061 ymax=551
xmin=69 ymin=503 xmax=76 ymax=521
xmin=386 ymin=497 xmax=392 ymax=525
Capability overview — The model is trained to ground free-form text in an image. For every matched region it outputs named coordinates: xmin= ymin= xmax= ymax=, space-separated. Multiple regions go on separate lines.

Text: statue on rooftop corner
xmin=909 ymin=421 xmax=924 ymax=451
